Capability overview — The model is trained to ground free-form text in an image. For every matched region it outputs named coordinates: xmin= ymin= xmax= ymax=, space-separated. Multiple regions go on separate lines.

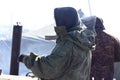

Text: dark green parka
xmin=22 ymin=25 xmax=96 ymax=80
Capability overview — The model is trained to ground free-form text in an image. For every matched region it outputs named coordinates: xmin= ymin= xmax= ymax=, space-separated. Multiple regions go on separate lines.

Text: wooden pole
xmin=10 ymin=22 xmax=22 ymax=75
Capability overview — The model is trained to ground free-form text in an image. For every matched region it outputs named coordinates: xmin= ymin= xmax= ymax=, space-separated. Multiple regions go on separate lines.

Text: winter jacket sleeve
xmin=22 ymin=40 xmax=73 ymax=79
xmin=114 ymin=38 xmax=120 ymax=62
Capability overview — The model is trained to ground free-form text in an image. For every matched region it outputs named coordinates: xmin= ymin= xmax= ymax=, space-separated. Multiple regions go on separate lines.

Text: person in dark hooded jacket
xmin=18 ymin=7 xmax=96 ymax=80
xmin=82 ymin=16 xmax=120 ymax=80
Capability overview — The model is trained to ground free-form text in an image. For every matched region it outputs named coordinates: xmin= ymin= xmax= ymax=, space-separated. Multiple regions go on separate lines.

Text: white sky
xmin=0 ymin=0 xmax=120 ymax=38
xmin=0 ymin=0 xmax=87 ymax=30
xmin=90 ymin=0 xmax=120 ymax=38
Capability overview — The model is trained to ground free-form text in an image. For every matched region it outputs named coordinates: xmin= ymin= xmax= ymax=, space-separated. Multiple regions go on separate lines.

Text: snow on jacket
xmin=22 ymin=25 xmax=96 ymax=80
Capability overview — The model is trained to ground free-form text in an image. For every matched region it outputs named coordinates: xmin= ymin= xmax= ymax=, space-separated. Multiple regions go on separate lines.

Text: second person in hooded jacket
xmin=82 ymin=16 xmax=120 ymax=80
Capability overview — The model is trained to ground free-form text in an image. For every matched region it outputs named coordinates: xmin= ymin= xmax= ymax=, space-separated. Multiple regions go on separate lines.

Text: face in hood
xmin=54 ymin=7 xmax=80 ymax=32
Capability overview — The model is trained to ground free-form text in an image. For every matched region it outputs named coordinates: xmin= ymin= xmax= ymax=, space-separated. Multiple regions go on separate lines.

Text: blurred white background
xmin=0 ymin=0 xmax=120 ymax=38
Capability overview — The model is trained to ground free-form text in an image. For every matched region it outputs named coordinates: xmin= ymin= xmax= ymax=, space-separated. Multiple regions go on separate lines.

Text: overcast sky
xmin=0 ymin=0 xmax=89 ymax=30
xmin=90 ymin=0 xmax=120 ymax=38
xmin=0 ymin=0 xmax=120 ymax=38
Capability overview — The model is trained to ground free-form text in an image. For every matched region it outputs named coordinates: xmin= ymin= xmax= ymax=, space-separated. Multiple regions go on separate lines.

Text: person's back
xmin=91 ymin=31 xmax=120 ymax=80
xmin=18 ymin=7 xmax=96 ymax=80
xmin=82 ymin=16 xmax=120 ymax=80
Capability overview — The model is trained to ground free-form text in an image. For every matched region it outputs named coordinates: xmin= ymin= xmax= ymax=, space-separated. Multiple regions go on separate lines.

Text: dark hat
xmin=54 ymin=7 xmax=80 ymax=31
xmin=95 ymin=17 xmax=105 ymax=32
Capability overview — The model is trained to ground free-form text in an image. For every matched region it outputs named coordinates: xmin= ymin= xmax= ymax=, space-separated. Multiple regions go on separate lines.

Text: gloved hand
xmin=18 ymin=54 xmax=26 ymax=62
xmin=18 ymin=52 xmax=39 ymax=69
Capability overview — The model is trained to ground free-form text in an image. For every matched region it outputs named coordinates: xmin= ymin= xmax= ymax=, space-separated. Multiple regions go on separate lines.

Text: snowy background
xmin=0 ymin=25 xmax=56 ymax=75
xmin=0 ymin=0 xmax=120 ymax=78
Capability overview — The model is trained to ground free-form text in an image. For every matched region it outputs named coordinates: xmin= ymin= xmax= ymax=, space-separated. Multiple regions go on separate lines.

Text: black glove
xmin=18 ymin=54 xmax=25 ymax=62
